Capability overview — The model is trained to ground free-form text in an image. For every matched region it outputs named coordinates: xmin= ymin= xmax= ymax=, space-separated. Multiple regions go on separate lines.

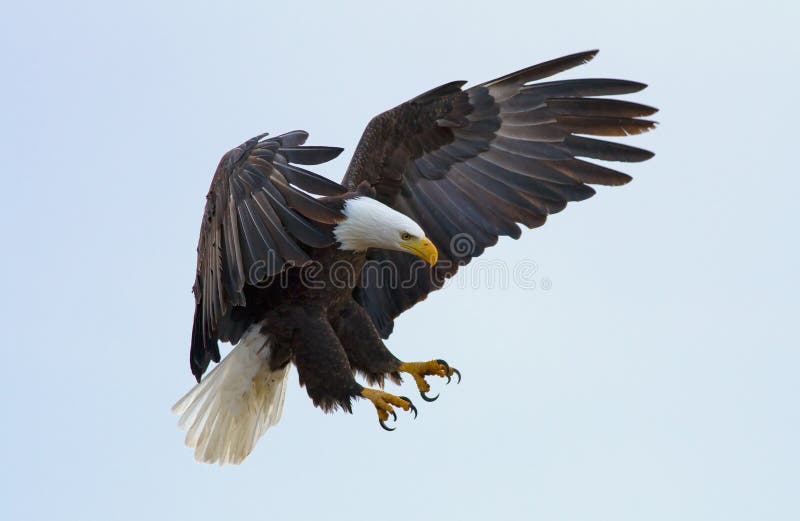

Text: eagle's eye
xmin=400 ymin=232 xmax=412 ymax=241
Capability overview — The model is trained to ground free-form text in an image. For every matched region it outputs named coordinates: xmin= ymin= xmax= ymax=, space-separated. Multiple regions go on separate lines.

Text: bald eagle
xmin=172 ymin=50 xmax=656 ymax=464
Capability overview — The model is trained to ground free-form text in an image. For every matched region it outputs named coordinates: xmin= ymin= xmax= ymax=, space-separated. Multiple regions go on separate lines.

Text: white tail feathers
xmin=172 ymin=326 xmax=290 ymax=465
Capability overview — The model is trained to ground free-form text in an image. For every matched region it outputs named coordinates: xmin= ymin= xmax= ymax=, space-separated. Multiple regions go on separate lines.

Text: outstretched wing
xmin=343 ymin=50 xmax=657 ymax=338
xmin=192 ymin=131 xmax=346 ymax=380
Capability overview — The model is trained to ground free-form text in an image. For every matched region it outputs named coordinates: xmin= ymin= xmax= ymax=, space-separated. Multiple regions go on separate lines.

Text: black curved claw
xmin=420 ymin=390 xmax=439 ymax=402
xmin=389 ymin=408 xmax=397 ymax=422
xmin=399 ymin=396 xmax=418 ymax=419
xmin=436 ymin=359 xmax=461 ymax=384
xmin=436 ymin=359 xmax=452 ymax=384
xmin=379 ymin=418 xmax=395 ymax=432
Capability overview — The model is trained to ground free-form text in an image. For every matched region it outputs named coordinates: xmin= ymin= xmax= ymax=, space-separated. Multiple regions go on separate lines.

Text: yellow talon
xmin=360 ymin=388 xmax=417 ymax=431
xmin=397 ymin=359 xmax=461 ymax=402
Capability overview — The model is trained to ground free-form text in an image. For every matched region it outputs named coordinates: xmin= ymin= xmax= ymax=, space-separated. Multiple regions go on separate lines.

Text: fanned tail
xmin=172 ymin=325 xmax=290 ymax=465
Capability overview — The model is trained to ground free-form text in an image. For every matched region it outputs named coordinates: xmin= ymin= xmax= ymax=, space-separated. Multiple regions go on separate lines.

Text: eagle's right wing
xmin=191 ymin=131 xmax=346 ymax=380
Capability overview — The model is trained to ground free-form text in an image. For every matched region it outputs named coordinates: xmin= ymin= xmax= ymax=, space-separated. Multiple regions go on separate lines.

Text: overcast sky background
xmin=2 ymin=1 xmax=798 ymax=520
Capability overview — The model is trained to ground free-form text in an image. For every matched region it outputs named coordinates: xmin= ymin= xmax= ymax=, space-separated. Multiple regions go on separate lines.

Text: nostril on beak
xmin=424 ymin=238 xmax=438 ymax=265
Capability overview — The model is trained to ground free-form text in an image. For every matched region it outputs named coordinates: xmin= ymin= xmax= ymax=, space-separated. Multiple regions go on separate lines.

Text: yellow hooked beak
xmin=400 ymin=236 xmax=438 ymax=265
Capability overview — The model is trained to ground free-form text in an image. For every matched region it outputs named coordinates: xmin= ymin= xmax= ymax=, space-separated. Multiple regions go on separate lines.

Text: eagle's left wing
xmin=342 ymin=50 xmax=657 ymax=338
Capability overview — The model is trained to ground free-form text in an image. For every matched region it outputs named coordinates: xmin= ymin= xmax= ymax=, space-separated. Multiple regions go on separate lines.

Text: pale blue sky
xmin=2 ymin=1 xmax=798 ymax=520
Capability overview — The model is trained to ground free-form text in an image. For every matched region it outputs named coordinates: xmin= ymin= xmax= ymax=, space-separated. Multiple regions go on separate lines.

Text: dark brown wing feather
xmin=191 ymin=131 xmax=345 ymax=380
xmin=342 ymin=50 xmax=657 ymax=338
